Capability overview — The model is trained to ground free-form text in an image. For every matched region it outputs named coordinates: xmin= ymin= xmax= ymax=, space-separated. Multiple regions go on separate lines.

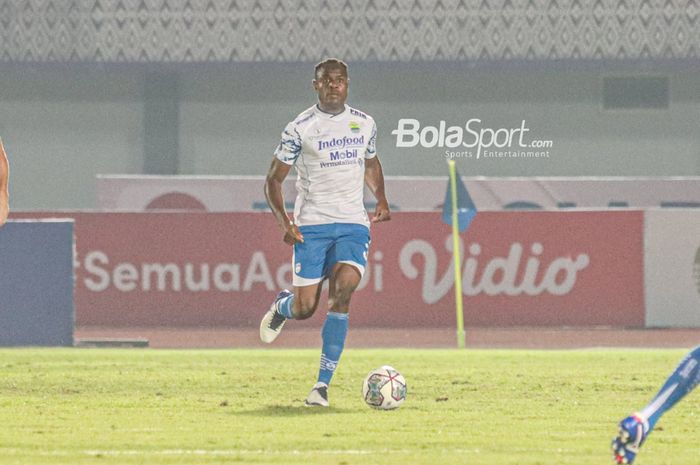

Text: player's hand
xmin=0 ymin=201 xmax=7 ymax=228
xmin=283 ymin=222 xmax=304 ymax=245
xmin=371 ymin=199 xmax=391 ymax=223
xmin=0 ymin=140 xmax=6 ymax=228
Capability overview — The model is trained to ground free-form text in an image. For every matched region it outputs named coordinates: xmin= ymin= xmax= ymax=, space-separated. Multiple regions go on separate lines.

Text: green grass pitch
xmin=0 ymin=348 xmax=698 ymax=465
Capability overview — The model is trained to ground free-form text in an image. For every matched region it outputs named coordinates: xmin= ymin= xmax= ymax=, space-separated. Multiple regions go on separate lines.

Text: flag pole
xmin=447 ymin=159 xmax=466 ymax=349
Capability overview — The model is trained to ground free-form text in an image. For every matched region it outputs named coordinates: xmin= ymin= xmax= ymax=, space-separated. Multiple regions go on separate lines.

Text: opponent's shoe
xmin=305 ymin=382 xmax=329 ymax=407
xmin=611 ymin=413 xmax=649 ymax=464
xmin=259 ymin=289 xmax=293 ymax=343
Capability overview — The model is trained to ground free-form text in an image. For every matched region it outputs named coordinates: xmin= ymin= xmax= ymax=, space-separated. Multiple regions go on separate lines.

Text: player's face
xmin=313 ymin=66 xmax=348 ymax=113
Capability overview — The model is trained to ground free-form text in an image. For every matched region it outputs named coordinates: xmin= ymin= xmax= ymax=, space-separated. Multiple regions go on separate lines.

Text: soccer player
xmin=0 ymin=137 xmax=9 ymax=227
xmin=260 ymin=58 xmax=390 ymax=407
xmin=612 ymin=345 xmax=700 ymax=463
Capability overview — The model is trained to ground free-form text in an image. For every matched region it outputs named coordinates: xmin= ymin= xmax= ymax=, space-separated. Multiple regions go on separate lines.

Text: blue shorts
xmin=293 ymin=223 xmax=370 ymax=286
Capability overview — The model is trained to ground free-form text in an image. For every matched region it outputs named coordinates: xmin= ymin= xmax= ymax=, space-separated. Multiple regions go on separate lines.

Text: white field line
xmin=1 ymin=448 xmax=488 ymax=456
xmin=84 ymin=449 xmax=398 ymax=456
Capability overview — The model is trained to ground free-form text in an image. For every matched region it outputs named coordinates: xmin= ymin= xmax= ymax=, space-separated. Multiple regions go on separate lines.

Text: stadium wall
xmin=0 ymin=220 xmax=75 ymax=346
xmin=645 ymin=209 xmax=700 ymax=327
xmin=3 ymin=65 xmax=700 ymax=210
xmin=12 ymin=210 xmax=656 ymax=329
xmin=10 ymin=209 xmax=700 ymax=330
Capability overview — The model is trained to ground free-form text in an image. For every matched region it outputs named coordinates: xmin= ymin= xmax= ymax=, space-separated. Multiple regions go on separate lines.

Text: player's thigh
xmin=327 ymin=223 xmax=371 ymax=279
xmin=293 ymin=225 xmax=333 ymax=287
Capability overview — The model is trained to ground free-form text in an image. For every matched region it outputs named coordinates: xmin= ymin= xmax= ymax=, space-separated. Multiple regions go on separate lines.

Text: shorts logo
xmin=295 ymin=262 xmax=301 ymax=273
xmin=350 ymin=121 xmax=360 ymax=133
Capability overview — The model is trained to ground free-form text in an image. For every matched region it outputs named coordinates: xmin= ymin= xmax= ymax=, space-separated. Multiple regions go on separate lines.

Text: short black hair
xmin=314 ymin=58 xmax=348 ymax=79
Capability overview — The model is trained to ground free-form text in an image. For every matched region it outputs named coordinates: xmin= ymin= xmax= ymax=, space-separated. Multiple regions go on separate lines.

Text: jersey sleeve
xmin=365 ymin=120 xmax=377 ymax=159
xmin=274 ymin=121 xmax=302 ymax=165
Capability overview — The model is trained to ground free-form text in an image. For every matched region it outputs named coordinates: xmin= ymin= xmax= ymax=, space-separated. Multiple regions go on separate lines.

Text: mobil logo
xmin=330 ymin=149 xmax=358 ymax=161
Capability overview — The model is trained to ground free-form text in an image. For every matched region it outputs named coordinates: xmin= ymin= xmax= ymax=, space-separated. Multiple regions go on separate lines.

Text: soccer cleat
xmin=259 ymin=289 xmax=293 ymax=343
xmin=611 ymin=413 xmax=649 ymax=464
xmin=305 ymin=382 xmax=329 ymax=407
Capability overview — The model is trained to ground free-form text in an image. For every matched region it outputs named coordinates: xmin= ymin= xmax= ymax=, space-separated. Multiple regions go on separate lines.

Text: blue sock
xmin=317 ymin=312 xmax=349 ymax=386
xmin=641 ymin=345 xmax=700 ymax=431
xmin=276 ymin=294 xmax=295 ymax=319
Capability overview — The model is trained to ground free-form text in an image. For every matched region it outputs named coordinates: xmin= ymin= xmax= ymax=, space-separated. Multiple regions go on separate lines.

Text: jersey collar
xmin=315 ymin=104 xmax=348 ymax=120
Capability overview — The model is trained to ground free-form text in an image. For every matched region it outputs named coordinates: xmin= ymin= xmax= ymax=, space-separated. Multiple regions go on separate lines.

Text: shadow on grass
xmin=236 ymin=404 xmax=357 ymax=417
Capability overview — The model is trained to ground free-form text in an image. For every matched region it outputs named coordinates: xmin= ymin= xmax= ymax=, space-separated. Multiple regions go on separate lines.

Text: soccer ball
xmin=362 ymin=365 xmax=407 ymax=410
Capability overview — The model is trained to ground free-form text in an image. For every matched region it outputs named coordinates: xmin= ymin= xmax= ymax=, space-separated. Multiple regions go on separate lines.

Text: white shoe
xmin=305 ymin=382 xmax=329 ymax=407
xmin=259 ymin=289 xmax=292 ymax=343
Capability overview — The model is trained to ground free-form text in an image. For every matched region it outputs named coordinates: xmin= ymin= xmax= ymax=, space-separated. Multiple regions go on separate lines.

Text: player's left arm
xmin=0 ymin=137 xmax=9 ymax=227
xmin=364 ymin=156 xmax=390 ymax=223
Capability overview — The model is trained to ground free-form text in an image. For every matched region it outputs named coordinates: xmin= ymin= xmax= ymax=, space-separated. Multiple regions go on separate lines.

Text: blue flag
xmin=442 ymin=167 xmax=477 ymax=232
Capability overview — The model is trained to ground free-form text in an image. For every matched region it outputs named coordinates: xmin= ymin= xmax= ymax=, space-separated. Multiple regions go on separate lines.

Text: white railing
xmin=96 ymin=174 xmax=700 ymax=212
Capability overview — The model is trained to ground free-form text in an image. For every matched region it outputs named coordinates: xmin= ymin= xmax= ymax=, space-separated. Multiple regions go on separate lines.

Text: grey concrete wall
xmin=0 ymin=69 xmax=144 ymax=210
xmin=179 ymin=63 xmax=700 ymax=178
xmin=1 ymin=62 xmax=698 ymax=209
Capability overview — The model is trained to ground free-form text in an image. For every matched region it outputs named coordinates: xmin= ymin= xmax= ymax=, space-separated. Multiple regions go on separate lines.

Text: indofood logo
xmin=391 ymin=118 xmax=553 ymax=159
xmin=694 ymin=246 xmax=700 ymax=298
xmin=318 ymin=135 xmax=364 ymax=151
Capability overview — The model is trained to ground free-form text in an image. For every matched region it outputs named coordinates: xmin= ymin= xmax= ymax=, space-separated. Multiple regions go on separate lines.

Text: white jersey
xmin=274 ymin=104 xmax=377 ymax=228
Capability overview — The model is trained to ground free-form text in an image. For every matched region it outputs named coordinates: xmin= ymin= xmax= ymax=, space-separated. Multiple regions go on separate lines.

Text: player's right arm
xmin=264 ymin=158 xmax=304 ymax=245
xmin=266 ymin=118 xmax=306 ymax=245
xmin=0 ymin=137 xmax=9 ymax=227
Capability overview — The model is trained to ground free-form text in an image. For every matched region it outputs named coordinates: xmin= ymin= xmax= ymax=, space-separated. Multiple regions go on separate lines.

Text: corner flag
xmin=442 ymin=162 xmax=477 ymax=232
xmin=443 ymin=160 xmax=477 ymax=349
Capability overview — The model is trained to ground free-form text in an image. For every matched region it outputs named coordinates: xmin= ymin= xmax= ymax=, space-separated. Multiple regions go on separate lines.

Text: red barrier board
xmin=14 ymin=211 xmax=645 ymax=328
xmin=370 ymin=211 xmax=644 ymax=327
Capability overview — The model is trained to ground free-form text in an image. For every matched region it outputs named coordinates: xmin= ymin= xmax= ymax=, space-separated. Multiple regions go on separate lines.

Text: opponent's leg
xmin=306 ymin=264 xmax=361 ymax=407
xmin=612 ymin=345 xmax=700 ymax=464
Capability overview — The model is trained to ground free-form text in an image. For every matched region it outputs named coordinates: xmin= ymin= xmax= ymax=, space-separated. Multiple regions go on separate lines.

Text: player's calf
xmin=294 ymin=296 xmax=319 ymax=320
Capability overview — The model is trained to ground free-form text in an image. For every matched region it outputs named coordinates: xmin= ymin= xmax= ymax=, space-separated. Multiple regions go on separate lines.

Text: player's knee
xmin=294 ymin=298 xmax=318 ymax=320
xmin=331 ymin=286 xmax=354 ymax=310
